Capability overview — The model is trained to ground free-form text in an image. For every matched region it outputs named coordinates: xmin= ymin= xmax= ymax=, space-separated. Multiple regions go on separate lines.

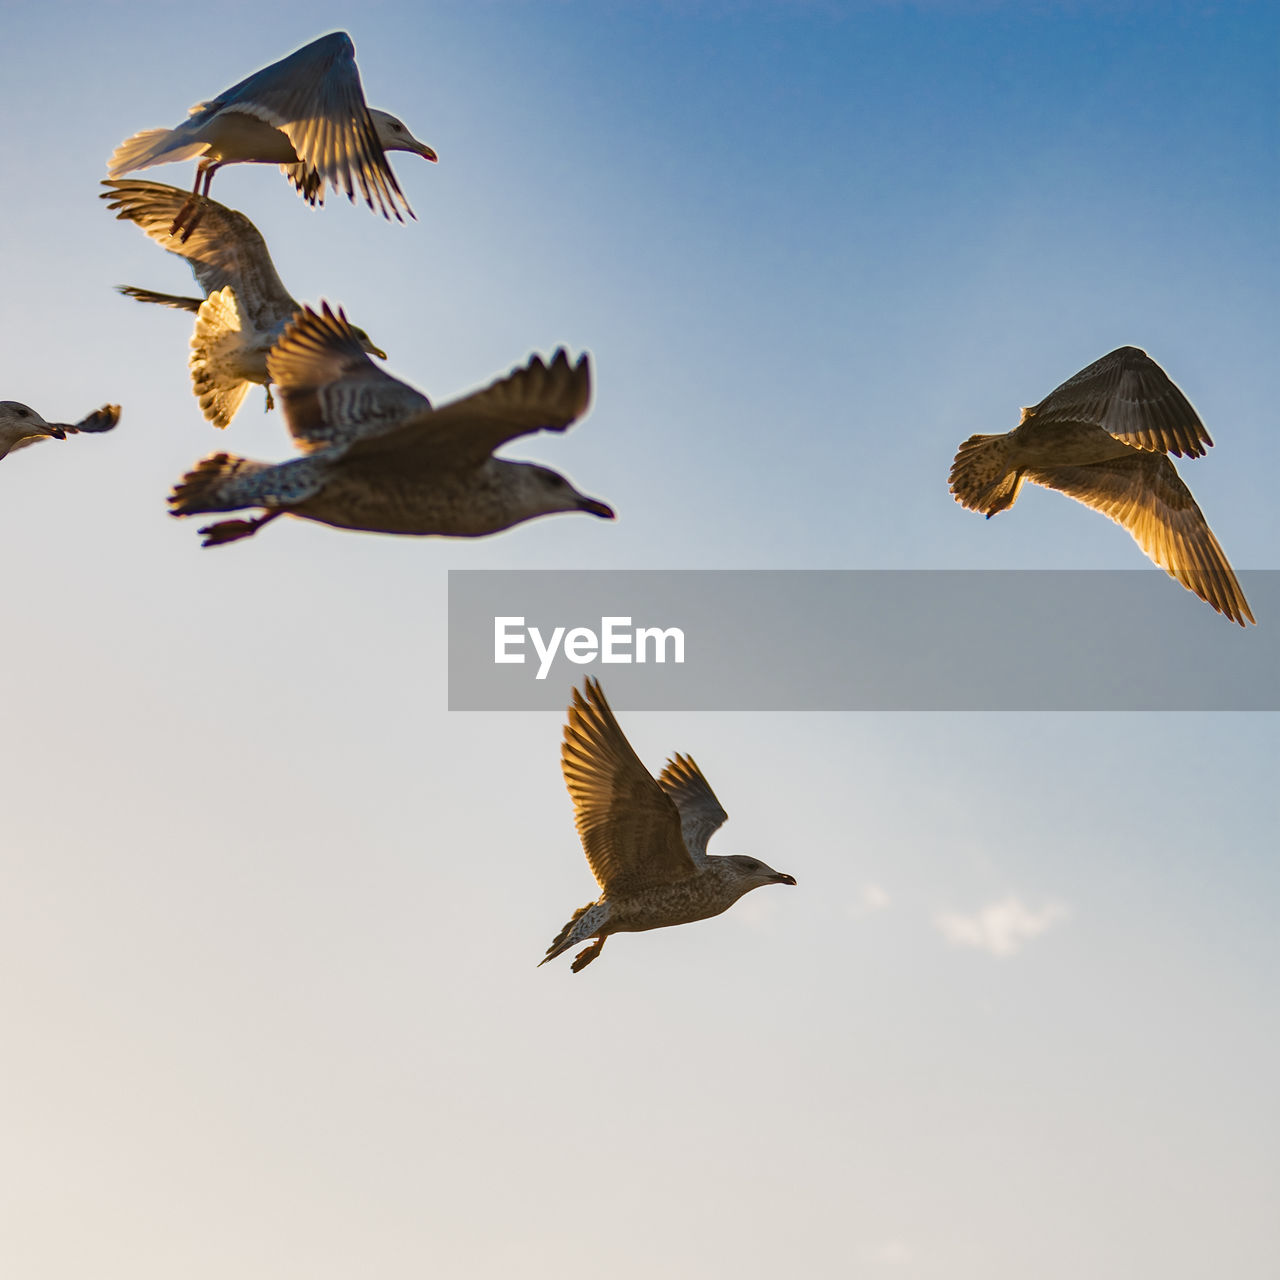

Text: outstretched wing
xmin=1027 ymin=452 xmax=1254 ymax=626
xmin=656 ymin=753 xmax=728 ymax=864
xmin=266 ymin=304 xmax=430 ymax=453
xmin=561 ymin=678 xmax=699 ymax=898
xmin=63 ymin=404 xmax=121 ymax=435
xmin=345 ymin=348 xmax=591 ymax=470
xmin=198 ymin=31 xmax=411 ymax=220
xmin=1026 ymin=346 xmax=1212 ymax=459
xmin=101 ymin=179 xmax=295 ymax=325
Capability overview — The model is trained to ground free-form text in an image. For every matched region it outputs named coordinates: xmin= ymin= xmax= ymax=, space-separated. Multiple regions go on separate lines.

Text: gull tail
xmin=539 ymin=902 xmax=609 ymax=972
xmin=118 ymin=286 xmax=202 ymax=314
xmin=190 ymin=287 xmax=254 ymax=428
xmin=949 ymin=432 xmax=1023 ymax=517
xmin=107 ymin=128 xmax=207 ymax=178
xmin=169 ymin=452 xmax=273 ymax=518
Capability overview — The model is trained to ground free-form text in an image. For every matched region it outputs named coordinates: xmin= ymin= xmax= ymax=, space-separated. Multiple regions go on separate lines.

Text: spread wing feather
xmin=196 ymin=32 xmax=410 ymax=219
xmin=344 ymin=348 xmax=591 ymax=469
xmin=656 ymin=753 xmax=727 ymax=864
xmin=561 ymin=678 xmax=698 ymax=898
xmin=1027 ymin=453 xmax=1254 ymax=626
xmin=1027 ymin=346 xmax=1212 ymax=458
xmin=266 ymin=304 xmax=430 ymax=453
xmin=63 ymin=405 xmax=122 ymax=435
xmin=101 ymin=179 xmax=295 ymax=326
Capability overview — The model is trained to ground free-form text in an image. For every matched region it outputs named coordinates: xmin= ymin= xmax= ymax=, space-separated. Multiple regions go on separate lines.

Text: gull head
xmin=518 ymin=464 xmax=615 ymax=522
xmin=349 ymin=324 xmax=387 ymax=360
xmin=723 ymin=854 xmax=797 ymax=892
xmin=0 ymin=401 xmax=63 ymax=454
xmin=370 ymin=110 xmax=438 ymax=162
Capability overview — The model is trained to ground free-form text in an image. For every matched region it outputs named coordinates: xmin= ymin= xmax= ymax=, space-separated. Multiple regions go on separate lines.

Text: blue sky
xmin=1 ymin=2 xmax=1276 ymax=1277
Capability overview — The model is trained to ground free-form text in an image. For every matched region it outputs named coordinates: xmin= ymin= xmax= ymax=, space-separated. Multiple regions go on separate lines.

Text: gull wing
xmin=266 ymin=304 xmax=430 ymax=453
xmin=656 ymin=753 xmax=728 ymax=865
xmin=63 ymin=405 xmax=121 ymax=435
xmin=1026 ymin=346 xmax=1212 ymax=458
xmin=562 ymin=678 xmax=700 ymax=898
xmin=101 ymin=180 xmax=295 ymax=326
xmin=1027 ymin=453 xmax=1254 ymax=626
xmin=195 ymin=31 xmax=411 ymax=221
xmin=344 ymin=348 xmax=591 ymax=470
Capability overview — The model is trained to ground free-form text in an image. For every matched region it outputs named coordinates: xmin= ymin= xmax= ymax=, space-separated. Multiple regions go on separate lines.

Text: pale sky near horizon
xmin=1 ymin=2 xmax=1277 ymax=1277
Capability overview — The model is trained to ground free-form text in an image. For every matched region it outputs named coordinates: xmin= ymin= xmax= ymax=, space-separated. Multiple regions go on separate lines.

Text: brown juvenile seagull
xmin=541 ymin=678 xmax=796 ymax=974
xmin=0 ymin=402 xmax=120 ymax=464
xmin=101 ymin=179 xmax=385 ymax=428
xmin=107 ymin=31 xmax=437 ymax=239
xmin=948 ymin=346 xmax=1254 ymax=626
xmin=168 ymin=304 xmax=613 ymax=547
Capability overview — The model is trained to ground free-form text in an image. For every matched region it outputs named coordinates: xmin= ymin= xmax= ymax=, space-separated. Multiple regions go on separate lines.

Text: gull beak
xmin=773 ymin=872 xmax=797 ymax=886
xmin=414 ymin=139 xmax=439 ymax=163
xmin=579 ymin=496 xmax=615 ymax=520
xmin=370 ymin=345 xmax=388 ymax=360
xmin=46 ymin=424 xmax=67 ymax=440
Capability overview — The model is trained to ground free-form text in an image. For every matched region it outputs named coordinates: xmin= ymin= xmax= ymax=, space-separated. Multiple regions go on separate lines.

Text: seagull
xmin=1 ymin=403 xmax=120 ymax=463
xmin=101 ymin=179 xmax=386 ymax=428
xmin=541 ymin=678 xmax=796 ymax=973
xmin=168 ymin=304 xmax=614 ymax=546
xmin=107 ymin=31 xmax=437 ymax=239
xmin=948 ymin=346 xmax=1254 ymax=626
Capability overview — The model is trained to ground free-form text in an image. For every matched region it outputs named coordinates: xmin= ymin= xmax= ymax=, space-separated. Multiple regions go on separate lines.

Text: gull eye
xmin=15 ymin=407 xmax=29 ymax=418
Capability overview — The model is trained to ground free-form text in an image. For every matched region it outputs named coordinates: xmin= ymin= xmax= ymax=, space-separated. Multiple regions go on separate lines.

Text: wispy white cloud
xmin=934 ymin=895 xmax=1068 ymax=957
xmin=851 ymin=882 xmax=891 ymax=916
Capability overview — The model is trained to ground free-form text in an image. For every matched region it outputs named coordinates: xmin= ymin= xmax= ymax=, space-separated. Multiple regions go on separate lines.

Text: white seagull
xmin=949 ymin=346 xmax=1254 ymax=626
xmin=168 ymin=304 xmax=614 ymax=546
xmin=107 ymin=31 xmax=437 ymax=238
xmin=102 ymin=179 xmax=386 ymax=428
xmin=1 ymin=403 xmax=120 ymax=464
xmin=541 ymin=678 xmax=796 ymax=973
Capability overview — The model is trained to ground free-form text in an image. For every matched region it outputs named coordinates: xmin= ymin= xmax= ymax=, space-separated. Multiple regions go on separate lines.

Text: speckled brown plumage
xmin=167 ymin=305 xmax=614 ymax=547
xmin=542 ymin=678 xmax=795 ymax=973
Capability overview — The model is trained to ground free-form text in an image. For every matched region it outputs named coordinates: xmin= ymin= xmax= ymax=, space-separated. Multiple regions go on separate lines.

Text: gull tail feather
xmin=190 ymin=288 xmax=254 ymax=428
xmin=168 ymin=453 xmax=274 ymax=518
xmin=108 ymin=128 xmax=208 ymax=178
xmin=118 ymin=286 xmax=203 ymax=314
xmin=949 ymin=432 xmax=1023 ymax=517
xmin=539 ymin=902 xmax=607 ymax=970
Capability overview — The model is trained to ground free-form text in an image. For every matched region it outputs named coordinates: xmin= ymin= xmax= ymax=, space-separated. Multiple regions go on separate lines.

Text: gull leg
xmin=263 ymin=385 xmax=275 ymax=412
xmin=570 ymin=936 xmax=606 ymax=973
xmin=196 ymin=510 xmax=283 ymax=548
xmin=169 ymin=169 xmax=203 ymax=239
xmin=171 ymin=163 xmax=220 ymax=242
